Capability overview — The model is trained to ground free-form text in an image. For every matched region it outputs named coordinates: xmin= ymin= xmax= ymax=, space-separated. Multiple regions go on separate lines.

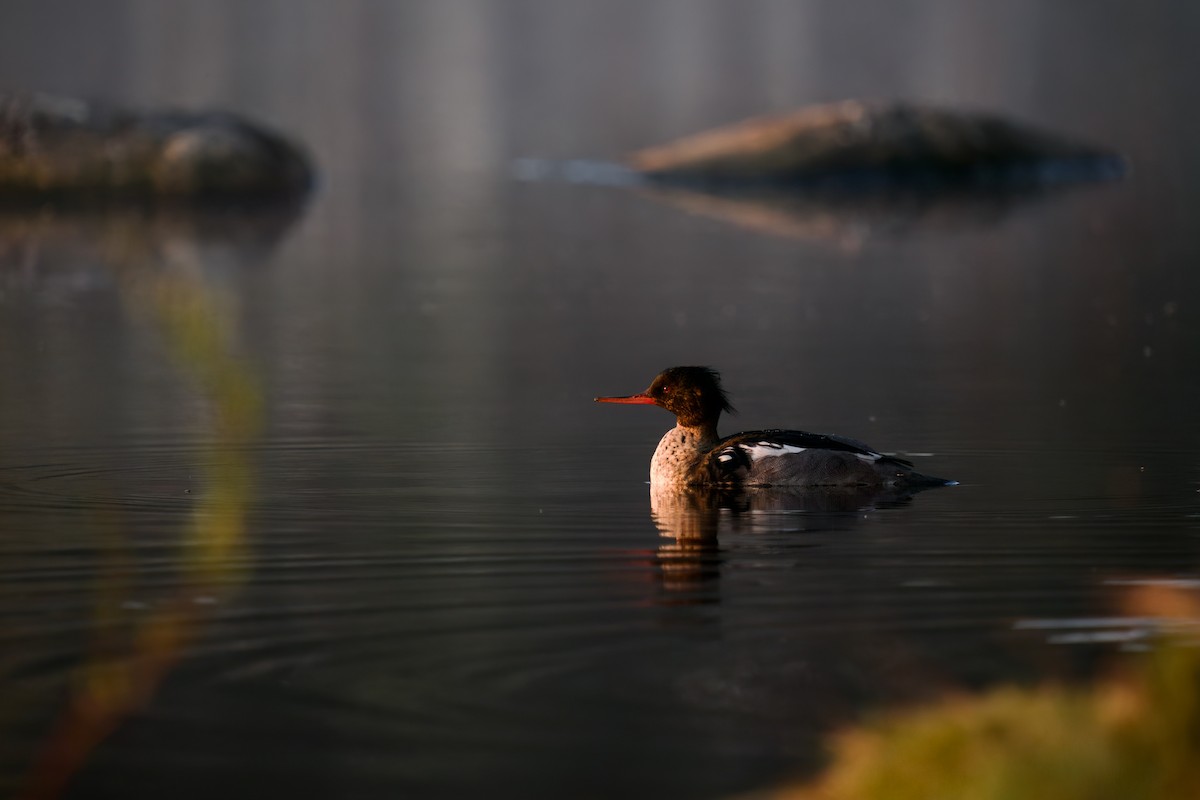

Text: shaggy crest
xmin=646 ymin=366 xmax=735 ymax=428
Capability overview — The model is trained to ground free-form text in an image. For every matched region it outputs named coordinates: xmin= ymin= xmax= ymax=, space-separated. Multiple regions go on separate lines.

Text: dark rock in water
xmin=0 ymin=91 xmax=313 ymax=201
xmin=629 ymin=100 xmax=1124 ymax=187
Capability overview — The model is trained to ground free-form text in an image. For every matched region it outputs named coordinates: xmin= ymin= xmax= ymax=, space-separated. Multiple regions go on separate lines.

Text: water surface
xmin=2 ymin=3 xmax=1199 ymax=798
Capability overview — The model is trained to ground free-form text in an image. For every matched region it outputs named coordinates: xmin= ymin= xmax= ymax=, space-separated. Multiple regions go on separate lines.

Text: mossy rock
xmin=0 ymin=91 xmax=313 ymax=201
xmin=630 ymin=100 xmax=1124 ymax=187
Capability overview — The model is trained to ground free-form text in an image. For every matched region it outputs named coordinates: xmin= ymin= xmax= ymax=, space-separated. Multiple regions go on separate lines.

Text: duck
xmin=595 ymin=366 xmax=954 ymax=489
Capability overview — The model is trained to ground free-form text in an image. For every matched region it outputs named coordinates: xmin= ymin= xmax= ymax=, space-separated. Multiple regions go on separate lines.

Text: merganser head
xmin=595 ymin=366 xmax=735 ymax=428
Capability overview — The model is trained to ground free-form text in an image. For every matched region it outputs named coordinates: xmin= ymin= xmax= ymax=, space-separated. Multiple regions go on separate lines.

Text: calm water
xmin=2 ymin=3 xmax=1200 ymax=798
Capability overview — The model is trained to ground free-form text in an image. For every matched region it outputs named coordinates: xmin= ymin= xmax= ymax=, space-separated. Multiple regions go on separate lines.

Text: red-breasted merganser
xmin=595 ymin=366 xmax=954 ymax=489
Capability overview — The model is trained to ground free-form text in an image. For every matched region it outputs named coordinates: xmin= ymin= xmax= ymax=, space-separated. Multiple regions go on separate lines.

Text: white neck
xmin=650 ymin=423 xmax=718 ymax=486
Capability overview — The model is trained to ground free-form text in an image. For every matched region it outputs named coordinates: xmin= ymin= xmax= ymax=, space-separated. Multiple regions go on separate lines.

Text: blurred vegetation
xmin=747 ymin=586 xmax=1200 ymax=800
xmin=19 ymin=263 xmax=261 ymax=800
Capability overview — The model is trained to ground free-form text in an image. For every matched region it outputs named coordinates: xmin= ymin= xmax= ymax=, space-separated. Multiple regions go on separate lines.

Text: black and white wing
xmin=701 ymin=428 xmax=914 ymax=486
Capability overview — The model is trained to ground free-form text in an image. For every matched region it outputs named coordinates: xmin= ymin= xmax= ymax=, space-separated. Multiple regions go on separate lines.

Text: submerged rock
xmin=0 ymin=91 xmax=313 ymax=201
xmin=629 ymin=100 xmax=1124 ymax=187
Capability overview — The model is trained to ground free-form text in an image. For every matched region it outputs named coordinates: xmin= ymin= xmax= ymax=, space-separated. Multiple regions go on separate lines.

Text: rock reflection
xmin=627 ymin=101 xmax=1124 ymax=249
xmin=7 ymin=206 xmax=292 ymax=800
xmin=513 ymin=156 xmax=1111 ymax=251
xmin=639 ymin=182 xmax=1096 ymax=251
xmin=0 ymin=202 xmax=305 ymax=293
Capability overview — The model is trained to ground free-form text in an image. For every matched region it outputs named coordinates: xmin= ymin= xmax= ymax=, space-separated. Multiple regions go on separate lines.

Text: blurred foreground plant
xmin=747 ymin=586 xmax=1200 ymax=800
xmin=20 ymin=264 xmax=260 ymax=800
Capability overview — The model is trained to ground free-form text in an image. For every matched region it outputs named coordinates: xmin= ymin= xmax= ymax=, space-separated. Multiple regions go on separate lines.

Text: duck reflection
xmin=649 ymin=482 xmax=923 ymax=600
xmin=650 ymin=484 xmax=723 ymax=599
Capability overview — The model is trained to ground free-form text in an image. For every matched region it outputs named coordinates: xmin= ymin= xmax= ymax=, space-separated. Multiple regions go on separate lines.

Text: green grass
xmin=749 ymin=588 xmax=1200 ymax=800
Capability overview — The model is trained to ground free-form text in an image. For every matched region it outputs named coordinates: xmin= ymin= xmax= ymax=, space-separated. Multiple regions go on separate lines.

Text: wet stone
xmin=628 ymin=100 xmax=1125 ymax=187
xmin=0 ymin=91 xmax=313 ymax=201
